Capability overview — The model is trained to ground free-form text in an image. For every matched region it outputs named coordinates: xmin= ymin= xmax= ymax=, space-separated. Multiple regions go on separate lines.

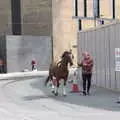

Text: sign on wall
xmin=115 ymin=48 xmax=120 ymax=71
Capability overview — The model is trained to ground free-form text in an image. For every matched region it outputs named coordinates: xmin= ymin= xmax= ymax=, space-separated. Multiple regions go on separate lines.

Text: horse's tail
xmin=44 ymin=76 xmax=50 ymax=86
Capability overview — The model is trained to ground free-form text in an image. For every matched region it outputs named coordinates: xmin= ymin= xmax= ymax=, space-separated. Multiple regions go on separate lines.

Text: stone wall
xmin=52 ymin=0 xmax=77 ymax=63
xmin=0 ymin=0 xmax=12 ymax=35
xmin=21 ymin=0 xmax=52 ymax=36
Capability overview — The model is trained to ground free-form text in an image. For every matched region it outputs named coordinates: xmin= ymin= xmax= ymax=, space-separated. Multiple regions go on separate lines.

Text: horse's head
xmin=62 ymin=52 xmax=73 ymax=66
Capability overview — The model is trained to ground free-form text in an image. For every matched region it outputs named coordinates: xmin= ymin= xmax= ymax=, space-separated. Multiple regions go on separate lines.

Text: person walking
xmin=0 ymin=58 xmax=4 ymax=73
xmin=31 ymin=58 xmax=37 ymax=71
xmin=78 ymin=52 xmax=93 ymax=95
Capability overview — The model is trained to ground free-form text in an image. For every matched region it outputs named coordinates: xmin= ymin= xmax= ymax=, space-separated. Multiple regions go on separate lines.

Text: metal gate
xmin=77 ymin=22 xmax=120 ymax=91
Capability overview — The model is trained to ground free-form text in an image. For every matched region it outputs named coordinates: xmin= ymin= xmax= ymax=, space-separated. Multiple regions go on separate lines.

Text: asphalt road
xmin=0 ymin=76 xmax=120 ymax=120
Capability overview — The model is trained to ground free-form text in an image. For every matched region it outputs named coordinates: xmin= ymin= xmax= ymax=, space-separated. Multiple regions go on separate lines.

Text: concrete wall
xmin=1 ymin=0 xmax=120 ymax=67
xmin=21 ymin=0 xmax=52 ymax=36
xmin=0 ymin=0 xmax=12 ymax=35
xmin=52 ymin=0 xmax=77 ymax=63
xmin=78 ymin=22 xmax=120 ymax=91
xmin=0 ymin=0 xmax=120 ymax=34
xmin=0 ymin=0 xmax=52 ymax=36
xmin=6 ymin=35 xmax=52 ymax=72
xmin=0 ymin=0 xmax=77 ymax=65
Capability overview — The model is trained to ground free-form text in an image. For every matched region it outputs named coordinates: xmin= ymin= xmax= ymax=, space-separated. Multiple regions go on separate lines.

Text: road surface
xmin=0 ymin=75 xmax=120 ymax=120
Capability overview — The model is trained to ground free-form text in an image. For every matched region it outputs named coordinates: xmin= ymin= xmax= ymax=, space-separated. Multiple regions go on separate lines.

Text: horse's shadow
xmin=24 ymin=95 xmax=49 ymax=101
xmin=24 ymin=77 xmax=120 ymax=112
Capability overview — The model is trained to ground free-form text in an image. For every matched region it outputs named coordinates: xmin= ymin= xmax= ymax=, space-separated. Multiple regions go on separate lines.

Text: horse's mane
xmin=52 ymin=57 xmax=67 ymax=69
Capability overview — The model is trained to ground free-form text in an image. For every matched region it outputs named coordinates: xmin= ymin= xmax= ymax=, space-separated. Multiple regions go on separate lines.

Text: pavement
xmin=0 ymin=75 xmax=120 ymax=120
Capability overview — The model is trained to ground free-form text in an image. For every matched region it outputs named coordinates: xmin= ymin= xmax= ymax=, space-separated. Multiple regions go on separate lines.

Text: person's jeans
xmin=82 ymin=73 xmax=92 ymax=94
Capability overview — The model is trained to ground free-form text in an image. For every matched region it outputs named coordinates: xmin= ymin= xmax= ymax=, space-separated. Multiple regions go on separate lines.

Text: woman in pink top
xmin=31 ymin=58 xmax=36 ymax=71
xmin=78 ymin=52 xmax=93 ymax=95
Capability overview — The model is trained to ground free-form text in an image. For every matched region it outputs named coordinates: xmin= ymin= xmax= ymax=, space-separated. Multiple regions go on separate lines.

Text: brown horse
xmin=45 ymin=52 xmax=73 ymax=96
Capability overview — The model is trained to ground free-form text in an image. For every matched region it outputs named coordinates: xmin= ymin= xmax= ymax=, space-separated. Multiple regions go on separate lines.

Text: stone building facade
xmin=0 ymin=0 xmax=120 ymax=64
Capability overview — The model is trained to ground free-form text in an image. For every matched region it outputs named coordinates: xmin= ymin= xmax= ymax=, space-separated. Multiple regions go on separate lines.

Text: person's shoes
xmin=87 ymin=92 xmax=90 ymax=95
xmin=83 ymin=91 xmax=86 ymax=96
xmin=87 ymin=91 xmax=90 ymax=95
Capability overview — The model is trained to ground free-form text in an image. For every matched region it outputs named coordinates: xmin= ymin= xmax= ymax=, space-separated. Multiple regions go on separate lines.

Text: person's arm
xmin=87 ymin=59 xmax=93 ymax=69
xmin=90 ymin=59 xmax=93 ymax=67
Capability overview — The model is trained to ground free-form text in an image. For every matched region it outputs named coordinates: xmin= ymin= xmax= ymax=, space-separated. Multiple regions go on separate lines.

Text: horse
xmin=45 ymin=52 xmax=73 ymax=96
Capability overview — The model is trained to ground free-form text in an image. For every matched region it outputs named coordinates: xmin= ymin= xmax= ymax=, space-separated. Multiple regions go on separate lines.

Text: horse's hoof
xmin=52 ymin=90 xmax=55 ymax=94
xmin=54 ymin=92 xmax=58 ymax=96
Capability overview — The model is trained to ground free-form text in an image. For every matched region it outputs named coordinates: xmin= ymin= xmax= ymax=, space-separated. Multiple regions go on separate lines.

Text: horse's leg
xmin=51 ymin=76 xmax=55 ymax=93
xmin=54 ymin=79 xmax=59 ymax=96
xmin=63 ymin=78 xmax=67 ymax=96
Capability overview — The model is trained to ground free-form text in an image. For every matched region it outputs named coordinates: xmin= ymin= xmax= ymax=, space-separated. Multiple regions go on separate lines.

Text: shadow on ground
xmin=24 ymin=77 xmax=120 ymax=111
